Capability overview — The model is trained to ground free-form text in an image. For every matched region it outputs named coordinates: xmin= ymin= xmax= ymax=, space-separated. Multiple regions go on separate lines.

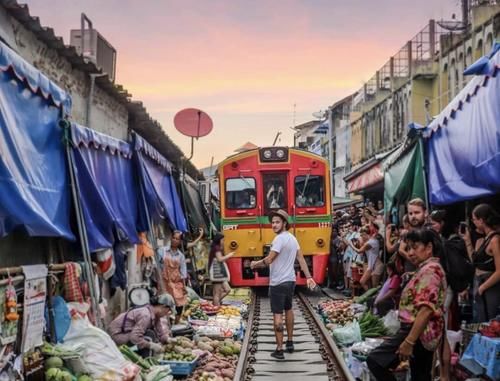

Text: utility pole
xmin=327 ymin=107 xmax=334 ymax=206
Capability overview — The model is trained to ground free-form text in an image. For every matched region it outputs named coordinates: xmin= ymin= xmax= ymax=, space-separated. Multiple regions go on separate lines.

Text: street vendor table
xmin=460 ymin=333 xmax=500 ymax=380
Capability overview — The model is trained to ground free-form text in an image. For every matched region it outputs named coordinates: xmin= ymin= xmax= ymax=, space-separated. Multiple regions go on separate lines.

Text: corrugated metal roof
xmin=1 ymin=0 xmax=201 ymax=179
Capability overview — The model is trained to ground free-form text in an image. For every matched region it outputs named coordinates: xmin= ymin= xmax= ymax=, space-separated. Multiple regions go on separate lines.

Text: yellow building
xmin=338 ymin=1 xmax=500 ymax=199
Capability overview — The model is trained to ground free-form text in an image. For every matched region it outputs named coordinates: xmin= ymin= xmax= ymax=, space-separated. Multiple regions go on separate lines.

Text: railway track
xmin=234 ymin=289 xmax=354 ymax=381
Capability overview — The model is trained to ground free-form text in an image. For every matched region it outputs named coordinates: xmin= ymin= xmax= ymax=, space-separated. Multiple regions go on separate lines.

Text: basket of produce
xmin=159 ymin=353 xmax=198 ymax=376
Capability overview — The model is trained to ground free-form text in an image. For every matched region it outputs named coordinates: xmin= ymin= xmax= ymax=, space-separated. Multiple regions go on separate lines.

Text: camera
xmin=390 ymin=225 xmax=396 ymax=233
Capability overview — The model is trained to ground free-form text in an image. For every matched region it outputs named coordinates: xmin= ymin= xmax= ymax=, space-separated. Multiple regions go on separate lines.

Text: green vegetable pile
xmin=353 ymin=286 xmax=381 ymax=304
xmin=358 ymin=311 xmax=387 ymax=338
xmin=119 ymin=345 xmax=159 ymax=371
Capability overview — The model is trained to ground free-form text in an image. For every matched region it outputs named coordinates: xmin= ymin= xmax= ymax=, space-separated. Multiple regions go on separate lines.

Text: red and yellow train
xmin=218 ymin=146 xmax=332 ymax=286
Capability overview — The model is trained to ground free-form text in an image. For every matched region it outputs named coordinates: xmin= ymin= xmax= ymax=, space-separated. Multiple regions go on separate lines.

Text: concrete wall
xmin=0 ymin=6 xmax=128 ymax=140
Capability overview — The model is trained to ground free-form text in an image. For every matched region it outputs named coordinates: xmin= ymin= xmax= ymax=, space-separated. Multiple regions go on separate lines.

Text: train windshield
xmin=225 ymin=177 xmax=256 ymax=209
xmin=295 ymin=175 xmax=325 ymax=207
xmin=263 ymin=173 xmax=287 ymax=212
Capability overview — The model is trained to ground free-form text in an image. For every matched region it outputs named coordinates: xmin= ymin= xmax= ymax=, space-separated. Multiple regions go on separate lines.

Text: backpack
xmin=441 ymin=236 xmax=474 ymax=292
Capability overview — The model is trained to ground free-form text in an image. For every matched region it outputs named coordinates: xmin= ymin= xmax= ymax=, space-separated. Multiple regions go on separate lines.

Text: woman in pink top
xmin=367 ymin=228 xmax=446 ymax=381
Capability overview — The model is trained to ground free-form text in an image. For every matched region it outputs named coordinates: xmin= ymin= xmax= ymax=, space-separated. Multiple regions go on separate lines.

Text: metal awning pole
xmin=418 ymin=136 xmax=430 ymax=211
xmin=135 ymin=156 xmax=165 ymax=293
xmin=61 ymin=120 xmax=101 ymax=327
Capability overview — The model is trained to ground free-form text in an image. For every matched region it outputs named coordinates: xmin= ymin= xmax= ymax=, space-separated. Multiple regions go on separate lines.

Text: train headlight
xmin=276 ymin=149 xmax=285 ymax=159
xmin=263 ymin=149 xmax=272 ymax=159
xmin=229 ymin=240 xmax=238 ymax=250
xmin=316 ymin=238 xmax=325 ymax=248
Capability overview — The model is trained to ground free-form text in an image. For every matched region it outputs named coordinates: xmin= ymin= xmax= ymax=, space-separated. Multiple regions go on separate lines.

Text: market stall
xmin=316 ymin=290 xmax=405 ymax=380
xmin=115 ymin=288 xmax=251 ymax=381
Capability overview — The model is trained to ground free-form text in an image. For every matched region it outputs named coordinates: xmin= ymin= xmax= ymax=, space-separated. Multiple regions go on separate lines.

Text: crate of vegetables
xmin=159 ymin=352 xmax=198 ymax=376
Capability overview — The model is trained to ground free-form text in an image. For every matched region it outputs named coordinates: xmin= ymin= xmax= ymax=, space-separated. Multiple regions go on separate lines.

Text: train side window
xmin=226 ymin=177 xmax=256 ymax=209
xmin=295 ymin=175 xmax=325 ymax=207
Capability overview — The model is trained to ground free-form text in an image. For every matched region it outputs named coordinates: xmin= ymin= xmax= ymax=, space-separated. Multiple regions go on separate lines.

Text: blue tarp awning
xmin=71 ymin=123 xmax=141 ymax=251
xmin=0 ymin=42 xmax=71 ymax=110
xmin=0 ymin=41 xmax=74 ymax=239
xmin=425 ymin=43 xmax=500 ymax=205
xmin=134 ymin=134 xmax=187 ymax=231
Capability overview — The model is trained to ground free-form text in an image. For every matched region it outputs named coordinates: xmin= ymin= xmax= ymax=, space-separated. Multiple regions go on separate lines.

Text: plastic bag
xmin=144 ymin=366 xmax=172 ymax=381
xmin=59 ymin=303 xmax=140 ymax=381
xmin=382 ymin=310 xmax=400 ymax=336
xmin=446 ymin=330 xmax=462 ymax=352
xmin=332 ymin=321 xmax=362 ymax=346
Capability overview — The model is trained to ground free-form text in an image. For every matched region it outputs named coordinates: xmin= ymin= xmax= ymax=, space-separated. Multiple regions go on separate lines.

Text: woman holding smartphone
xmin=460 ymin=203 xmax=500 ymax=322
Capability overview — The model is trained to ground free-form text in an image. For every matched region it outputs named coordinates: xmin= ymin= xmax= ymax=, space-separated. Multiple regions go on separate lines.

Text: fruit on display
xmin=163 ymin=351 xmax=196 ymax=362
xmin=188 ymin=306 xmax=209 ymax=321
xmin=480 ymin=320 xmax=500 ymax=338
xmin=45 ymin=357 xmax=63 ymax=369
xmin=200 ymin=301 xmax=221 ymax=315
xmin=218 ymin=306 xmax=240 ymax=317
xmin=318 ymin=300 xmax=354 ymax=326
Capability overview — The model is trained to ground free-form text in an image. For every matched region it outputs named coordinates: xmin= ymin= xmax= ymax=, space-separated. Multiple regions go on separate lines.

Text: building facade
xmin=331 ymin=1 xmax=500 ymax=201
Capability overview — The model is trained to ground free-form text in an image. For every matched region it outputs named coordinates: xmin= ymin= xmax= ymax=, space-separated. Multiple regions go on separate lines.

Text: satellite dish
xmin=437 ymin=20 xmax=467 ymax=31
xmin=174 ymin=108 xmax=213 ymax=138
xmin=312 ymin=111 xmax=325 ymax=119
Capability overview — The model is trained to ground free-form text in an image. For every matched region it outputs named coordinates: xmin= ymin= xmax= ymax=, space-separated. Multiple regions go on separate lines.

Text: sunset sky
xmin=25 ymin=0 xmax=459 ymax=168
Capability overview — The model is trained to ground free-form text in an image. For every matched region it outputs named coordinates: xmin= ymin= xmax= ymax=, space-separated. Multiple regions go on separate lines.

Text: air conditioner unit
xmin=70 ymin=29 xmax=117 ymax=82
xmin=198 ymin=181 xmax=211 ymax=205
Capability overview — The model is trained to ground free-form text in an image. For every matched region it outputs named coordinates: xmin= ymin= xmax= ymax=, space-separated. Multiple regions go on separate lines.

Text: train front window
xmin=295 ymin=175 xmax=325 ymax=207
xmin=263 ymin=173 xmax=287 ymax=211
xmin=225 ymin=177 xmax=256 ymax=209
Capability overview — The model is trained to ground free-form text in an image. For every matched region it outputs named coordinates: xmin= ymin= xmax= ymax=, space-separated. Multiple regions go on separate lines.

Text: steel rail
xmin=234 ymin=291 xmax=257 ymax=381
xmin=297 ymin=291 xmax=355 ymax=381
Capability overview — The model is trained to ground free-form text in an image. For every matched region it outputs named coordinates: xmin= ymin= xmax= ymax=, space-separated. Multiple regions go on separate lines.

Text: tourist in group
xmin=327 ymin=227 xmax=342 ymax=289
xmin=208 ymin=232 xmax=235 ymax=306
xmin=397 ymin=198 xmax=428 ymax=274
xmin=460 ymin=203 xmax=500 ymax=322
xmin=341 ymin=222 xmax=359 ymax=294
xmin=108 ymin=293 xmax=175 ymax=357
xmin=367 ymin=228 xmax=447 ymax=381
xmin=250 ymin=209 xmax=316 ymax=360
xmin=343 ymin=226 xmax=380 ymax=290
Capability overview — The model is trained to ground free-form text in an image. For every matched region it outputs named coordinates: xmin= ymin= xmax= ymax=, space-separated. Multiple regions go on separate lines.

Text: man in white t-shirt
xmin=250 ymin=209 xmax=316 ymax=360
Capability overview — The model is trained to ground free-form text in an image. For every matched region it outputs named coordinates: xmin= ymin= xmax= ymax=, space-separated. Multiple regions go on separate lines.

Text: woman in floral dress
xmin=367 ymin=228 xmax=447 ymax=381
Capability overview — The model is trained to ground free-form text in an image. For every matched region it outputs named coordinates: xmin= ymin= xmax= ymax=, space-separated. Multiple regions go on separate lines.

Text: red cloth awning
xmin=346 ymin=162 xmax=383 ymax=193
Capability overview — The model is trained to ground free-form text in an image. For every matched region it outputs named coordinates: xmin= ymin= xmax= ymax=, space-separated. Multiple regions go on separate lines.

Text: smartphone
xmin=390 ymin=225 xmax=396 ymax=233
xmin=459 ymin=222 xmax=467 ymax=234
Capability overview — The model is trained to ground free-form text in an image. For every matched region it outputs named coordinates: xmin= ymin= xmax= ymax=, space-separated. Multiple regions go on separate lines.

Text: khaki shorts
xmin=372 ymin=259 xmax=384 ymax=276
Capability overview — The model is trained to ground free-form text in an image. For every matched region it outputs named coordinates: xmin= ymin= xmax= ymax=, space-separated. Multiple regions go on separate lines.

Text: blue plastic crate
xmin=158 ymin=356 xmax=198 ymax=376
